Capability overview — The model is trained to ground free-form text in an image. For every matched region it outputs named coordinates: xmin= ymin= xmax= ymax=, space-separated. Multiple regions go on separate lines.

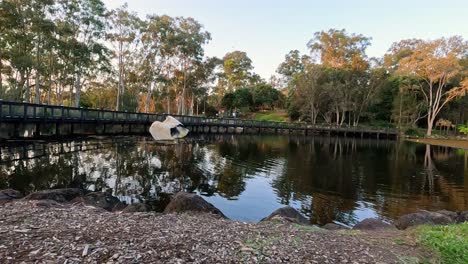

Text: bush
xmin=404 ymin=127 xmax=424 ymax=137
xmin=458 ymin=123 xmax=468 ymax=135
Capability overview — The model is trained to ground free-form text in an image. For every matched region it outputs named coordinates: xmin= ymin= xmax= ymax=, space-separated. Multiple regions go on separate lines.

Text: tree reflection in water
xmin=0 ymin=135 xmax=466 ymax=226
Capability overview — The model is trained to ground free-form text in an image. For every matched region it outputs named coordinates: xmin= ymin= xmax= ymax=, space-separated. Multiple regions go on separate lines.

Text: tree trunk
xmin=74 ymin=74 xmax=81 ymax=107
xmin=116 ymin=41 xmax=123 ymax=111
xmin=47 ymin=75 xmax=52 ymax=104
xmin=335 ymin=107 xmax=340 ymax=126
xmin=340 ymin=110 xmax=346 ymax=126
xmin=34 ymin=71 xmax=40 ymax=104
xmin=167 ymin=91 xmax=170 ymax=114
xmin=34 ymin=39 xmax=41 ymax=104
xmin=145 ymin=83 xmax=152 ymax=113
xmin=190 ymin=96 xmax=194 ymax=115
xmin=25 ymin=74 xmax=30 ymax=102
xmin=426 ymin=117 xmax=434 ymax=136
xmin=0 ymin=54 xmax=3 ymax=98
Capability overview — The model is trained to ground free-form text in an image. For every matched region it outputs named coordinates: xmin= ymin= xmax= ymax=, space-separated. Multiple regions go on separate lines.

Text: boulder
xmin=435 ymin=210 xmax=458 ymax=221
xmin=352 ymin=218 xmax=396 ymax=230
xmin=0 ymin=189 xmax=23 ymax=203
xmin=24 ymin=188 xmax=82 ymax=203
xmin=73 ymin=192 xmax=125 ymax=212
xmin=122 ymin=203 xmax=150 ymax=213
xmin=163 ymin=192 xmax=226 ymax=218
xmin=33 ymin=199 xmax=61 ymax=208
xmin=395 ymin=210 xmax=455 ymax=230
xmin=261 ymin=206 xmax=308 ymax=225
xmin=322 ymin=223 xmax=349 ymax=230
xmin=457 ymin=211 xmax=468 ymax=223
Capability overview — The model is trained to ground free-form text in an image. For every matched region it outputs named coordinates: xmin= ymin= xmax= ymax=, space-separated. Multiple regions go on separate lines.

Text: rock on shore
xmin=163 ymin=191 xmax=226 ymax=217
xmin=395 ymin=210 xmax=457 ymax=230
xmin=260 ymin=206 xmax=309 ymax=224
xmin=24 ymin=188 xmax=82 ymax=203
xmin=0 ymin=189 xmax=23 ymax=204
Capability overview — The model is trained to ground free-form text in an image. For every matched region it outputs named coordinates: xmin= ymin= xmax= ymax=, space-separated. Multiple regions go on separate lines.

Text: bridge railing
xmin=0 ymin=100 xmax=396 ymax=133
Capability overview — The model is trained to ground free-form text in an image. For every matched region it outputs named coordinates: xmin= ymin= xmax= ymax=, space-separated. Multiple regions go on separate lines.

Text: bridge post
xmin=0 ymin=99 xmax=3 ymax=122
xmin=23 ymin=103 xmax=27 ymax=120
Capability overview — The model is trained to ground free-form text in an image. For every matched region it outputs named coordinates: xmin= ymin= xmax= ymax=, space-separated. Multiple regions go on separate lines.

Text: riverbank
xmin=407 ymin=138 xmax=468 ymax=149
xmin=0 ymin=200 xmax=433 ymax=263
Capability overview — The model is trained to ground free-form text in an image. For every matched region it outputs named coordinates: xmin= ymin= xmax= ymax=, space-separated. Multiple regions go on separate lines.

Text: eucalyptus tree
xmin=290 ymin=63 xmax=325 ymax=124
xmin=277 ymin=50 xmax=311 ymax=120
xmin=107 ymin=4 xmax=142 ymax=110
xmin=0 ymin=0 xmax=16 ymax=98
xmin=140 ymin=15 xmax=176 ymax=113
xmin=222 ymin=50 xmax=254 ymax=91
xmin=172 ymin=17 xmax=211 ymax=115
xmin=58 ymin=0 xmax=109 ymax=106
xmin=307 ymin=29 xmax=371 ymax=126
xmin=186 ymin=57 xmax=221 ymax=115
xmin=30 ymin=0 xmax=57 ymax=104
xmin=395 ymin=36 xmax=468 ymax=135
xmin=0 ymin=0 xmax=36 ymax=101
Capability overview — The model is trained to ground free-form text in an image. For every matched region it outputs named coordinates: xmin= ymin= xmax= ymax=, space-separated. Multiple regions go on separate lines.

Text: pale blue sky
xmin=103 ymin=0 xmax=468 ymax=78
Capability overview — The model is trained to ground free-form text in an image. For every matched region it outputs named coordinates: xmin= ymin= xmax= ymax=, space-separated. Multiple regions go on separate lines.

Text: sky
xmin=102 ymin=0 xmax=468 ymax=79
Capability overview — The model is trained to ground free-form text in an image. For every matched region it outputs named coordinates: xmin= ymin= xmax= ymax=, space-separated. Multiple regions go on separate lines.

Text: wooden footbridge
xmin=0 ymin=100 xmax=398 ymax=139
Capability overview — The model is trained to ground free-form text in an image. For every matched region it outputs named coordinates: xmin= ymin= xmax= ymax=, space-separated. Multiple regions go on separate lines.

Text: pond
xmin=0 ymin=135 xmax=466 ymax=227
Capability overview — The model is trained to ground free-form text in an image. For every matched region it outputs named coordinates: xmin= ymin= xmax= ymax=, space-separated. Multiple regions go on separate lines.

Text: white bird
xmin=149 ymin=116 xmax=189 ymax=141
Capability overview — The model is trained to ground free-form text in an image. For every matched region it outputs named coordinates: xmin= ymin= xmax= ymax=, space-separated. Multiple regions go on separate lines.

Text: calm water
xmin=0 ymin=135 xmax=467 ymax=227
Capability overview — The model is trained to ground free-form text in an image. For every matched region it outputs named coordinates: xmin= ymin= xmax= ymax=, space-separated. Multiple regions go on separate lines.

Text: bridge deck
xmin=0 ymin=100 xmax=397 ymax=136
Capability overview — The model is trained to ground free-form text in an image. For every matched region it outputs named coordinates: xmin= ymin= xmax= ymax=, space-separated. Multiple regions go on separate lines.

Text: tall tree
xmin=396 ymin=36 xmax=468 ymax=135
xmin=63 ymin=0 xmax=109 ymax=106
xmin=222 ymin=51 xmax=254 ymax=91
xmin=290 ymin=63 xmax=324 ymax=124
xmin=172 ymin=17 xmax=210 ymax=115
xmin=307 ymin=29 xmax=371 ymax=126
xmin=107 ymin=4 xmax=142 ymax=110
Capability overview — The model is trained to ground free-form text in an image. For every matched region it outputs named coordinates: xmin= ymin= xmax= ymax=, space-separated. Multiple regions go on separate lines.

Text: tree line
xmin=278 ymin=30 xmax=468 ymax=136
xmin=0 ymin=1 xmax=467 ymax=136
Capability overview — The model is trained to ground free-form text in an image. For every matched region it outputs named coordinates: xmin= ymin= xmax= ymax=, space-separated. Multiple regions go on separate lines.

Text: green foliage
xmin=222 ymin=51 xmax=254 ymax=91
xmin=233 ymin=88 xmax=253 ymax=109
xmin=417 ymin=223 xmax=468 ymax=264
xmin=404 ymin=127 xmax=424 ymax=137
xmin=458 ymin=123 xmax=468 ymax=134
xmin=221 ymin=92 xmax=235 ymax=110
xmin=253 ymin=111 xmax=288 ymax=122
xmin=252 ymin=83 xmax=282 ymax=109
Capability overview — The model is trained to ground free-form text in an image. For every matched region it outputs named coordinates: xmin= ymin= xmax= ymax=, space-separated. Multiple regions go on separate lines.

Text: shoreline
xmin=407 ymin=138 xmax=468 ymax=150
xmin=1 ymin=189 xmax=467 ymax=263
xmin=0 ymin=200 xmax=433 ymax=263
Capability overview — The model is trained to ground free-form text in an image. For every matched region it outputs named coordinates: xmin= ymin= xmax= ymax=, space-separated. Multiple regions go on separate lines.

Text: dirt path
xmin=407 ymin=138 xmax=468 ymax=149
xmin=0 ymin=201 xmax=433 ymax=263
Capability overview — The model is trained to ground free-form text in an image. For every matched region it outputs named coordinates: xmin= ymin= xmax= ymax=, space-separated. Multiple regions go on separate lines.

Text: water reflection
xmin=0 ymin=135 xmax=466 ymax=226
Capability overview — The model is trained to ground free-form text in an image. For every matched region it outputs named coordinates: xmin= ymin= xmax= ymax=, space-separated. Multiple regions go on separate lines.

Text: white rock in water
xmin=149 ymin=116 xmax=189 ymax=141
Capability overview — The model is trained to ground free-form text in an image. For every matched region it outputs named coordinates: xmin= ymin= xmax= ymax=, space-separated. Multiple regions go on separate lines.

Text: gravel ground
xmin=0 ymin=200 xmax=432 ymax=263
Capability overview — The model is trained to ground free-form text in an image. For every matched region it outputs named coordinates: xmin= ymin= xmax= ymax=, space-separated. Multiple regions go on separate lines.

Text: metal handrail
xmin=0 ymin=100 xmax=397 ymax=133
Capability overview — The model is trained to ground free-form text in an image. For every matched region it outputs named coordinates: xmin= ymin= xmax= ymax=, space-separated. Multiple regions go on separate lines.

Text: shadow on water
xmin=0 ymin=135 xmax=466 ymax=226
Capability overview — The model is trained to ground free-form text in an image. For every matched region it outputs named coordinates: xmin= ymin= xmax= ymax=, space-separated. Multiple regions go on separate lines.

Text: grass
xmin=252 ymin=111 xmax=289 ymax=122
xmin=416 ymin=223 xmax=468 ymax=264
xmin=293 ymin=223 xmax=323 ymax=232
